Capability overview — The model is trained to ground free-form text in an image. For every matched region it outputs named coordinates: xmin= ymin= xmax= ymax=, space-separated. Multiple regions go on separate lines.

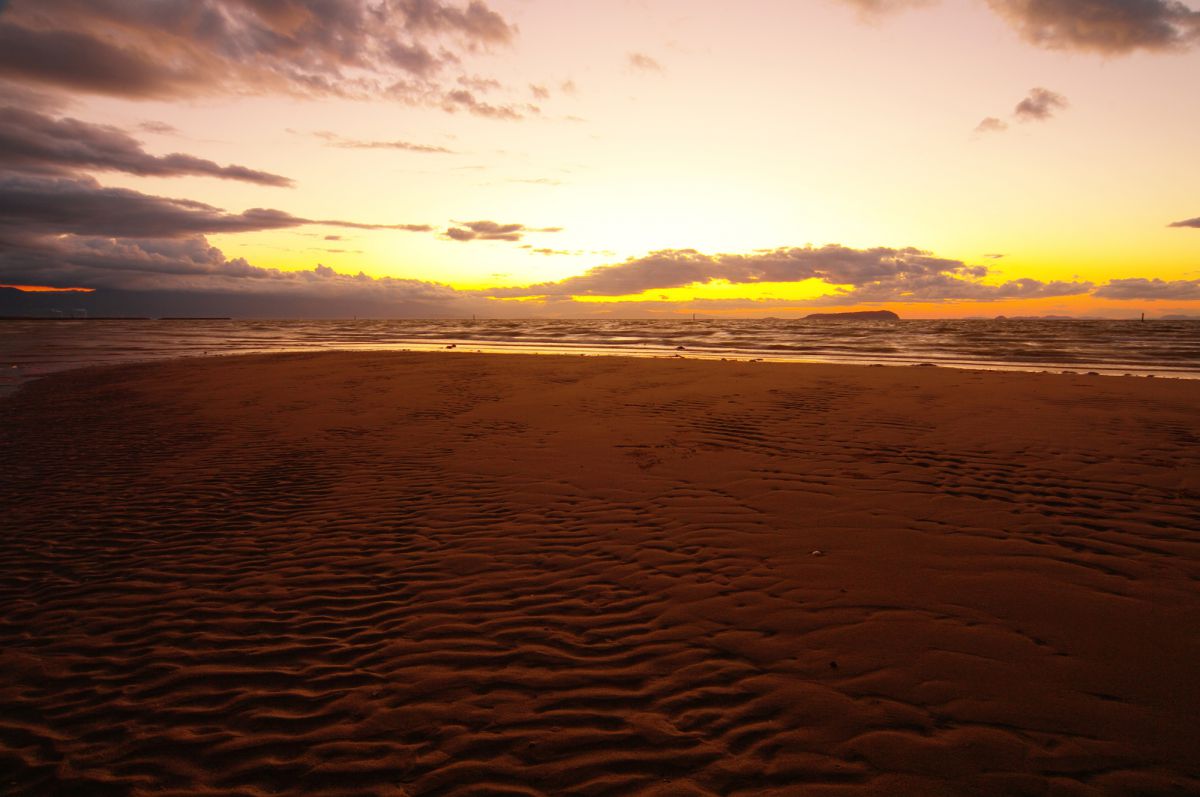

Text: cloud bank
xmin=1093 ymin=278 xmax=1200 ymax=299
xmin=0 ymin=0 xmax=526 ymax=117
xmin=0 ymin=174 xmax=433 ymax=239
xmin=483 ymin=246 xmax=1093 ymax=305
xmin=4 ymin=228 xmax=1189 ymax=316
xmin=0 ymin=105 xmax=293 ymax=185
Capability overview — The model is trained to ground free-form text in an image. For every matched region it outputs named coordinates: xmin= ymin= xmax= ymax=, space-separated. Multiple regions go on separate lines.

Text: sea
xmin=2 ymin=317 xmax=1199 ymax=396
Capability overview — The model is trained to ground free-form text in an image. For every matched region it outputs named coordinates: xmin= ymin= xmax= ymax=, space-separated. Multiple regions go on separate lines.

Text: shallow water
xmin=2 ymin=317 xmax=1198 ymax=395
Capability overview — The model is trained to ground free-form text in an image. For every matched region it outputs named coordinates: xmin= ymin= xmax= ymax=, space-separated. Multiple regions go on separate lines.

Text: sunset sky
xmin=1 ymin=0 xmax=1198 ymax=317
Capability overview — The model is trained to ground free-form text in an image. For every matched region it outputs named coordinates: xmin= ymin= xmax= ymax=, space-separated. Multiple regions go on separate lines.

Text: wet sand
xmin=1 ymin=351 xmax=1198 ymax=796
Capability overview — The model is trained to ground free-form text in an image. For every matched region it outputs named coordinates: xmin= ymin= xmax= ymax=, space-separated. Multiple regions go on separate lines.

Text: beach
xmin=1 ymin=351 xmax=1198 ymax=796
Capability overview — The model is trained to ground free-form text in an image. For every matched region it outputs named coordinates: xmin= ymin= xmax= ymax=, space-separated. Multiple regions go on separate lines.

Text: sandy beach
xmin=1 ymin=351 xmax=1198 ymax=796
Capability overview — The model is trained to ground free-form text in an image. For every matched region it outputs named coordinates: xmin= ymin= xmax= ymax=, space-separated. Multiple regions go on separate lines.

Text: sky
xmin=0 ymin=0 xmax=1198 ymax=318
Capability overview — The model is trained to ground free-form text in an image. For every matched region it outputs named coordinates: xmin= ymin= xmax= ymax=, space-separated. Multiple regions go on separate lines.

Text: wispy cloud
xmin=507 ymin=177 xmax=565 ymax=186
xmin=312 ymin=131 xmax=454 ymax=154
xmin=628 ymin=52 xmax=665 ymax=73
xmin=1168 ymin=216 xmax=1200 ymax=228
xmin=137 ymin=121 xmax=181 ymax=136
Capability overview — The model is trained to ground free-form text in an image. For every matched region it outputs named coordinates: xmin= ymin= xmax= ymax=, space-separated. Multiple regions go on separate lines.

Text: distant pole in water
xmin=1141 ymin=313 xmax=1145 ymax=322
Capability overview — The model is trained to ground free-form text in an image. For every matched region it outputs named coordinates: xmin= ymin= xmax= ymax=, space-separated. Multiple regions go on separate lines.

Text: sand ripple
xmin=1 ymin=353 xmax=1198 ymax=796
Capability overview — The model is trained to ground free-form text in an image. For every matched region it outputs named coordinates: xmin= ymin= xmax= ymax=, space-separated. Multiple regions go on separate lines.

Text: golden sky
xmin=1 ymin=0 xmax=1198 ymax=317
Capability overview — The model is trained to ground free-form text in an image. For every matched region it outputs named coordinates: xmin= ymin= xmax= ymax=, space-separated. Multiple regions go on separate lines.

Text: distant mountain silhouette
xmin=804 ymin=310 xmax=899 ymax=321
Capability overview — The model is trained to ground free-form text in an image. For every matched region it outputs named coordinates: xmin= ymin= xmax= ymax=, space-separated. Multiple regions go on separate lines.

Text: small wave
xmin=3 ymin=318 xmax=1198 ymax=380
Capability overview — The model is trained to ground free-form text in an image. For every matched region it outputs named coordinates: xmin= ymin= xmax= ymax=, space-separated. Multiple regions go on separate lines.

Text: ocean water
xmin=2 ymin=317 xmax=1198 ymax=395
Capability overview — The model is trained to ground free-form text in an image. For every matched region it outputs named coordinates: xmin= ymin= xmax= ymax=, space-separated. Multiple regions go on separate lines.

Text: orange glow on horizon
xmin=4 ymin=2 xmax=1198 ymax=318
xmin=0 ymin=285 xmax=96 ymax=293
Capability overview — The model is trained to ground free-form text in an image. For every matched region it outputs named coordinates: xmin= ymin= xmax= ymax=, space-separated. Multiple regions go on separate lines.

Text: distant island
xmin=804 ymin=310 xmax=900 ymax=321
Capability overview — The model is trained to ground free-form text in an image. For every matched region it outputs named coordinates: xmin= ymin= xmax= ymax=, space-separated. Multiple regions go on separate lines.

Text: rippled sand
xmin=1 ymin=352 xmax=1198 ymax=796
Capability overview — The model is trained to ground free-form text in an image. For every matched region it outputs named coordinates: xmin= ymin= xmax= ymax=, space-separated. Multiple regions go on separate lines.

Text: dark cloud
xmin=0 ymin=105 xmax=293 ymax=186
xmin=0 ymin=0 xmax=518 ymax=107
xmin=1093 ymin=278 xmax=1200 ymax=299
xmin=0 ymin=24 xmax=196 ymax=98
xmin=444 ymin=220 xmax=561 ymax=242
xmin=975 ymin=116 xmax=1009 ymax=134
xmin=313 ymin=130 xmax=454 ymax=153
xmin=1 ymin=233 xmax=275 ymax=288
xmin=0 ymin=174 xmax=430 ymax=239
xmin=838 ymin=0 xmax=1200 ymax=54
xmin=483 ymin=245 xmax=1092 ymax=303
xmin=1014 ymin=87 xmax=1068 ymax=121
xmin=628 ymin=52 xmax=665 ymax=73
xmin=1168 ymin=216 xmax=1200 ymax=228
xmin=986 ymin=0 xmax=1200 ymax=54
